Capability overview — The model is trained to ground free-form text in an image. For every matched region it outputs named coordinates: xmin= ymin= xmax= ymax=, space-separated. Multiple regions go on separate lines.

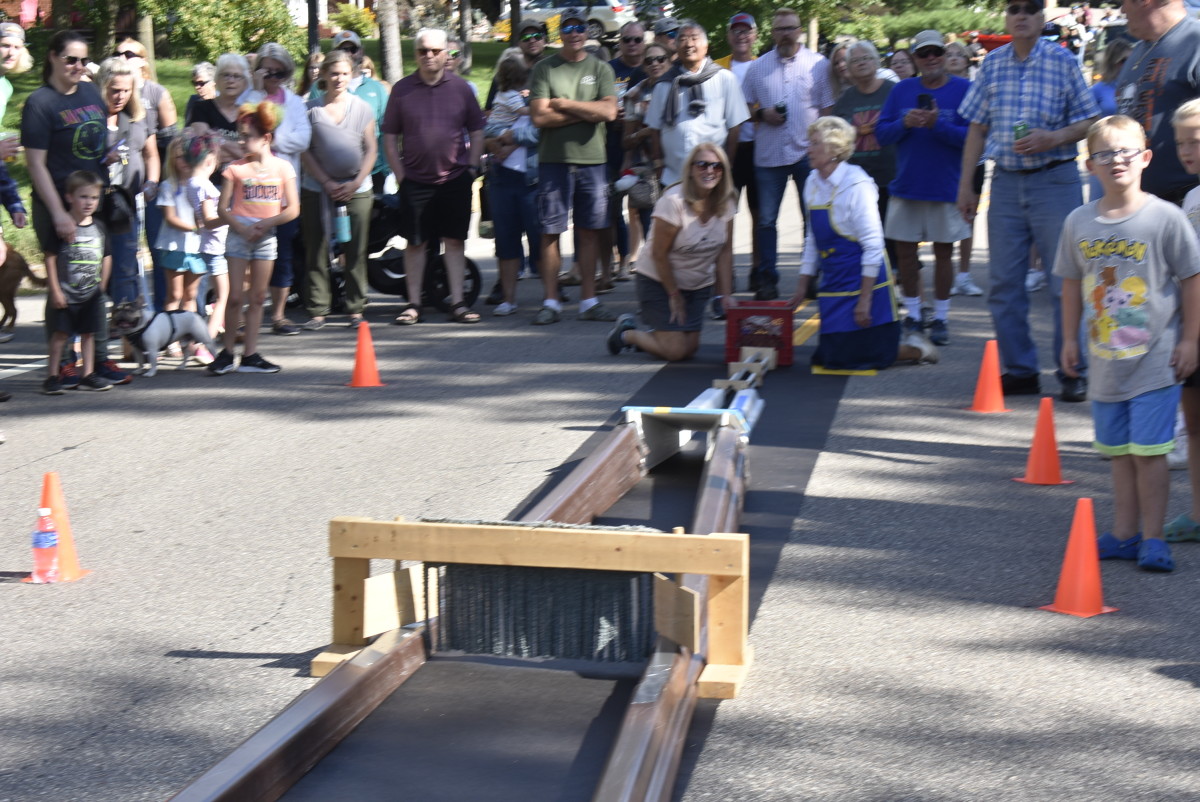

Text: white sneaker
xmin=1169 ymin=430 xmax=1189 ymax=470
xmin=1025 ymin=270 xmax=1047 ymax=293
xmin=493 ymin=302 xmax=518 ymax=317
xmin=902 ymin=331 xmax=940 ymax=364
xmin=952 ymin=274 xmax=984 ymax=297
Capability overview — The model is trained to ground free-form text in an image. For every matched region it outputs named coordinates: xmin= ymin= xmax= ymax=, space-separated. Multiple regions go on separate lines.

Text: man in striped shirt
xmin=740 ymin=7 xmax=835 ymax=300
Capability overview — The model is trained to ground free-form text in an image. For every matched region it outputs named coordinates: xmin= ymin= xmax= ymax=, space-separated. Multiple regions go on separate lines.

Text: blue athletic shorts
xmin=537 ymin=163 xmax=609 ymax=234
xmin=156 ymin=250 xmax=207 ymax=275
xmin=1092 ymin=383 xmax=1181 ymax=456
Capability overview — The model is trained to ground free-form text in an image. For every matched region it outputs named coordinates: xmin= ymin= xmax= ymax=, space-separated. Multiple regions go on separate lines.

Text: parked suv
xmin=518 ymin=0 xmax=638 ymax=43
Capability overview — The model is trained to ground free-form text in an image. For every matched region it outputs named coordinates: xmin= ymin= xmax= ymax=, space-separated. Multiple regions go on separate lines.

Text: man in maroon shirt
xmin=382 ymin=28 xmax=486 ymax=324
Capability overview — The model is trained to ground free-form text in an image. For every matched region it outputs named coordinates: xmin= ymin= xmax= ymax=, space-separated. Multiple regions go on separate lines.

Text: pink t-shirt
xmin=222 ymin=155 xmax=296 ymax=220
xmin=635 ymin=186 xmax=735 ymax=290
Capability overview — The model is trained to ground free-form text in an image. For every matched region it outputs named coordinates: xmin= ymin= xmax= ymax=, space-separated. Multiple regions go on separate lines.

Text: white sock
xmin=933 ymin=299 xmax=950 ymax=321
xmin=579 ymin=297 xmax=599 ymax=313
xmin=902 ymin=296 xmax=922 ymax=320
xmin=543 ymin=299 xmax=562 ymax=312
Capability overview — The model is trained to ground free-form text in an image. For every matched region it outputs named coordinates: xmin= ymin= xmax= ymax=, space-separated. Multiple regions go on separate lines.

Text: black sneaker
xmin=42 ymin=375 xmax=64 ymax=395
xmin=97 ymin=359 xmax=132 ymax=385
xmin=928 ymin=318 xmax=949 ymax=346
xmin=78 ymin=373 xmax=113 ymax=391
xmin=1001 ymin=373 xmax=1041 ymax=395
xmin=1060 ymin=376 xmax=1088 ymax=403
xmin=485 ymin=282 xmax=503 ymax=305
xmin=59 ymin=361 xmax=80 ymax=389
xmin=902 ymin=316 xmax=924 ymax=336
xmin=272 ymin=319 xmax=301 ymax=336
xmin=754 ymin=284 xmax=779 ymax=301
xmin=207 ymin=349 xmax=237 ymax=375
xmin=237 ymin=352 xmax=281 ymax=373
xmin=607 ymin=313 xmax=637 ymax=354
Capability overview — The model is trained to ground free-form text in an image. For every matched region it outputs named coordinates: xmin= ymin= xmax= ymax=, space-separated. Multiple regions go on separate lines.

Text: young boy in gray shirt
xmin=1056 ymin=115 xmax=1200 ymax=572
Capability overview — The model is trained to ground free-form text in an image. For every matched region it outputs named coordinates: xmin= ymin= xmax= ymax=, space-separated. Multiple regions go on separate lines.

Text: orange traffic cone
xmin=1014 ymin=397 xmax=1074 ymax=485
xmin=35 ymin=471 xmax=91 ymax=582
xmin=347 ymin=320 xmax=384 ymax=387
xmin=1040 ymin=498 xmax=1116 ymax=617
xmin=967 ymin=339 xmax=1009 ymax=413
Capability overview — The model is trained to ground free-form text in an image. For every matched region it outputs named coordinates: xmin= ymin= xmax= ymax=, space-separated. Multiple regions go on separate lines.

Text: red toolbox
xmin=724 ymin=300 xmax=794 ymax=367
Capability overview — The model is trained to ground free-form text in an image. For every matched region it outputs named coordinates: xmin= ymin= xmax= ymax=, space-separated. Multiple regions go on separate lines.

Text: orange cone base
xmin=346 ymin=378 xmax=385 ymax=388
xmin=21 ymin=568 xmax=92 ymax=584
xmin=1013 ymin=476 xmax=1075 ymax=485
xmin=1039 ymin=602 xmax=1117 ymax=618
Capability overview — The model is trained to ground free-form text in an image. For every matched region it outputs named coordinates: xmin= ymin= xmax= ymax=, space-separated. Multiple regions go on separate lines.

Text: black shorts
xmin=1184 ymin=369 xmax=1200 ymax=389
xmin=46 ymin=291 xmax=105 ymax=335
xmin=732 ymin=141 xmax=758 ymax=211
xmin=397 ymin=170 xmax=473 ymax=246
xmin=32 ymin=193 xmax=59 ymax=254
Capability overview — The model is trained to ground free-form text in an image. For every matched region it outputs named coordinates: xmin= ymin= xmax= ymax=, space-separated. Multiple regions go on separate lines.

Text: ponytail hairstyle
xmin=236 ymin=100 xmax=282 ymax=137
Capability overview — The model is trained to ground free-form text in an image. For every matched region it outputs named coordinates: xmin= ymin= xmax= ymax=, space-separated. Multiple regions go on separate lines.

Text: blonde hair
xmin=96 ymin=56 xmax=145 ymax=122
xmin=809 ymin=116 xmax=855 ymax=162
xmin=114 ymin=36 xmax=152 ymax=80
xmin=681 ymin=143 xmax=735 ymax=218
xmin=1174 ymin=98 xmax=1200 ymax=128
xmin=1086 ymin=114 xmax=1147 ymax=154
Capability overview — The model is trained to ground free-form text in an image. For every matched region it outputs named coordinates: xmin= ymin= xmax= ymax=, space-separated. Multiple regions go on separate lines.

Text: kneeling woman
xmin=607 ymin=143 xmax=735 ymax=361
xmin=788 ymin=116 xmax=936 ymax=370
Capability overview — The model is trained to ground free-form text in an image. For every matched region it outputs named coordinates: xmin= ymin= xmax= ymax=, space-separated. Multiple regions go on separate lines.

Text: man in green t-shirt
xmin=528 ymin=7 xmax=618 ymax=325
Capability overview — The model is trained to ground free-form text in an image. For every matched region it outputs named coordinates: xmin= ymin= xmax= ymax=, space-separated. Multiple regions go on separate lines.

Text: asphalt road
xmin=4 ymin=178 xmax=1200 ymax=802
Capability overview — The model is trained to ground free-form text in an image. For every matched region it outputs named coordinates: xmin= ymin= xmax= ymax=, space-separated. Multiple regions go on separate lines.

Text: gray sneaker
xmin=578 ymin=302 xmax=616 ymax=322
xmin=532 ymin=305 xmax=561 ymax=326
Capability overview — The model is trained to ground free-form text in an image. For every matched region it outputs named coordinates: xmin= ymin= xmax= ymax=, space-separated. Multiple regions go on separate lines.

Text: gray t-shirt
xmin=303 ymin=94 xmax=374 ymax=193
xmin=832 ymin=80 xmax=896 ymax=192
xmin=53 ymin=220 xmax=109 ymax=304
xmin=1053 ymin=196 xmax=1200 ymax=402
xmin=1116 ymin=15 xmax=1200 ymax=199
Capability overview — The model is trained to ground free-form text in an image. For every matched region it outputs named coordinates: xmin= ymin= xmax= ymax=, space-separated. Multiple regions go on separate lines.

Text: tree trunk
xmin=377 ymin=0 xmax=404 ymax=83
xmin=50 ymin=0 xmax=71 ymax=29
xmin=807 ymin=17 xmax=819 ymax=53
xmin=458 ymin=0 xmax=473 ymax=74
xmin=136 ymin=11 xmax=156 ymax=79
xmin=96 ymin=0 xmax=121 ymax=57
xmin=509 ymin=0 xmax=521 ymax=45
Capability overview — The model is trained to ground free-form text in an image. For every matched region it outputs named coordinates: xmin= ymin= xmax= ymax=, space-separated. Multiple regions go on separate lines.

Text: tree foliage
xmin=141 ymin=0 xmax=306 ymax=62
xmin=331 ymin=3 xmax=377 ymax=38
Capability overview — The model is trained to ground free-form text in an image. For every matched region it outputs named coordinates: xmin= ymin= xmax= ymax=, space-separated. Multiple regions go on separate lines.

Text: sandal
xmin=1165 ymin=512 xmax=1200 ymax=542
xmin=393 ymin=304 xmax=421 ymax=326
xmin=450 ymin=302 xmax=480 ymax=324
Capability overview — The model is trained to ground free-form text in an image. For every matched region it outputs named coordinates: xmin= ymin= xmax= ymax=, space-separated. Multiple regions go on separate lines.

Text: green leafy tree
xmin=141 ymin=0 xmax=305 ymax=62
xmin=331 ymin=3 xmax=377 ymax=38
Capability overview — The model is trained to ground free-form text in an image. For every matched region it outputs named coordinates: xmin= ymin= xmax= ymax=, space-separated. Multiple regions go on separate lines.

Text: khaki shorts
xmin=884 ymin=197 xmax=970 ymax=244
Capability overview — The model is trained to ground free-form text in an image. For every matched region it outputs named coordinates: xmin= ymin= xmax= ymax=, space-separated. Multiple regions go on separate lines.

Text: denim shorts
xmin=537 ymin=163 xmax=609 ymax=234
xmin=1092 ymin=383 xmax=1181 ymax=457
xmin=225 ymin=215 xmax=278 ymax=261
xmin=635 ymin=272 xmax=711 ymax=332
xmin=201 ymin=252 xmax=229 ymax=277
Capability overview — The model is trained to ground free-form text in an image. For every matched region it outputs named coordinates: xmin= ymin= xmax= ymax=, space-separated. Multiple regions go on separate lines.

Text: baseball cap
xmin=911 ymin=30 xmax=945 ymax=53
xmin=728 ymin=13 xmax=756 ymax=29
xmin=0 ymin=23 xmax=24 ymax=43
xmin=331 ymin=30 xmax=362 ymax=50
xmin=560 ymin=7 xmax=587 ymax=24
xmin=518 ymin=19 xmax=547 ymax=34
xmin=654 ymin=17 xmax=680 ymax=35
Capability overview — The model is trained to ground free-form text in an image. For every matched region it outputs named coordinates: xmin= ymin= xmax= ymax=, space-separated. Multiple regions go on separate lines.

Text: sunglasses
xmin=1006 ymin=3 xmax=1041 ymax=13
xmin=337 ymin=44 xmax=361 ymax=53
xmin=915 ymin=48 xmax=945 ymax=58
xmin=1091 ymin=147 xmax=1144 ymax=165
xmin=192 ymin=79 xmax=211 ymax=87
xmin=772 ymin=25 xmax=800 ymax=33
xmin=561 ymin=24 xmax=588 ymax=35
xmin=417 ymin=48 xmax=444 ymax=56
xmin=59 ymin=54 xmax=86 ymax=66
xmin=663 ymin=28 xmax=679 ymax=38
xmin=621 ymin=35 xmax=643 ymax=43
xmin=693 ymin=160 xmax=724 ymax=171
xmin=521 ymin=32 xmax=545 ymax=41
xmin=262 ymin=70 xmax=287 ymax=80
xmin=113 ymin=50 xmax=140 ymax=59
xmin=449 ymin=49 xmax=461 ymax=58
xmin=644 ymin=55 xmax=668 ymax=64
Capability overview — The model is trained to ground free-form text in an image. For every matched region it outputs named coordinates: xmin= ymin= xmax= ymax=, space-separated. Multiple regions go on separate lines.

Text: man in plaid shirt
xmin=956 ymin=0 xmax=1099 ymax=402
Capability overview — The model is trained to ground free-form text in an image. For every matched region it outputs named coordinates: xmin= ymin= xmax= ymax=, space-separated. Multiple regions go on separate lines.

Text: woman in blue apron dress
xmin=789 ymin=117 xmax=938 ymax=369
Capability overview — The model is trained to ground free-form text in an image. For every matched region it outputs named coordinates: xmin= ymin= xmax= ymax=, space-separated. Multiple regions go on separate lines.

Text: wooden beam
xmin=331 ymin=556 xmax=371 ymax=647
xmin=652 ymin=574 xmax=699 ymax=652
xmin=362 ymin=565 xmax=425 ymax=639
xmin=328 ymin=518 xmax=749 ymax=577
xmin=523 ymin=423 xmax=645 ymax=525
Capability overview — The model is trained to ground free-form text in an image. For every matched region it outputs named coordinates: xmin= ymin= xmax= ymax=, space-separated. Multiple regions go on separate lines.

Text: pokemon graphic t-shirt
xmin=53 ymin=220 xmax=109 ymax=305
xmin=222 ymin=155 xmax=296 ymax=220
xmin=20 ymin=82 xmax=107 ymax=197
xmin=1053 ymin=195 xmax=1200 ymax=403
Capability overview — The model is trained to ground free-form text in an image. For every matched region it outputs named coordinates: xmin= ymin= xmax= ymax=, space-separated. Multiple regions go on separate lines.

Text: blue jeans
xmin=754 ymin=158 xmax=811 ymax=287
xmin=488 ymin=165 xmax=541 ymax=265
xmin=108 ymin=202 xmax=145 ymax=305
xmin=987 ymin=161 xmax=1086 ymax=382
xmin=144 ymin=199 xmax=168 ymax=312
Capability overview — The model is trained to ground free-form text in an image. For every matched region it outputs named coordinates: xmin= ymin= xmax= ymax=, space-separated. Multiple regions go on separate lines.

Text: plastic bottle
xmin=334 ymin=204 xmax=351 ymax=244
xmin=29 ymin=507 xmax=58 ymax=584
